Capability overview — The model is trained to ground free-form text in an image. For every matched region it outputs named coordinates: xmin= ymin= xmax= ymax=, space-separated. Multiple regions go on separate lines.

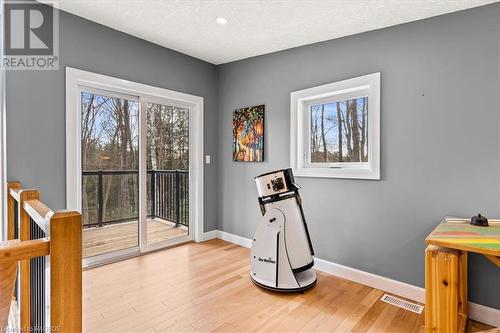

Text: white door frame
xmin=65 ymin=67 xmax=204 ymax=265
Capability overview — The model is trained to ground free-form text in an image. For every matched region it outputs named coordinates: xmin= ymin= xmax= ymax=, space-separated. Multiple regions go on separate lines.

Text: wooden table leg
xmin=425 ymin=245 xmax=468 ymax=333
xmin=458 ymin=251 xmax=468 ymax=327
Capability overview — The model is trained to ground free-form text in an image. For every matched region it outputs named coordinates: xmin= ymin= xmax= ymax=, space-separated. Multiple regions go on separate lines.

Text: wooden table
xmin=425 ymin=221 xmax=500 ymax=332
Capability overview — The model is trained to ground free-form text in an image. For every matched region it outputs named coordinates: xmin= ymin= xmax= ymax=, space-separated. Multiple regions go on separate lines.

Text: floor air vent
xmin=380 ymin=294 xmax=424 ymax=314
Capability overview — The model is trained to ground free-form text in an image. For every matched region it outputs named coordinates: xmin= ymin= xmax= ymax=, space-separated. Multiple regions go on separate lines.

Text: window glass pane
xmin=146 ymin=103 xmax=189 ymax=170
xmin=310 ymin=97 xmax=368 ymax=163
xmin=146 ymin=102 xmax=189 ymax=245
xmin=81 ymin=91 xmax=139 ymax=258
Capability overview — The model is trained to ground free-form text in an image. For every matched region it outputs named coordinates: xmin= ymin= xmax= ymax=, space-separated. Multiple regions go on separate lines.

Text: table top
xmin=425 ymin=221 xmax=500 ymax=256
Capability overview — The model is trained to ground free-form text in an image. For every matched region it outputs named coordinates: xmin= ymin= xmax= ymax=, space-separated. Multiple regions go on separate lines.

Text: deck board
xmin=83 ymin=219 xmax=188 ymax=258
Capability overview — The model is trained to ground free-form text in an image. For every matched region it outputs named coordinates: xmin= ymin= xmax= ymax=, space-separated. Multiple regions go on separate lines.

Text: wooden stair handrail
xmin=0 ymin=239 xmax=50 ymax=262
xmin=23 ymin=199 xmax=53 ymax=233
xmin=8 ymin=188 xmax=22 ymax=203
xmin=4 ymin=181 xmax=82 ymax=333
xmin=0 ymin=239 xmax=50 ymax=330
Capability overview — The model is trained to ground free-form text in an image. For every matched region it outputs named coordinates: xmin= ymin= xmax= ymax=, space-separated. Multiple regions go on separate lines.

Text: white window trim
xmin=65 ymin=67 xmax=204 ymax=246
xmin=290 ymin=72 xmax=380 ymax=180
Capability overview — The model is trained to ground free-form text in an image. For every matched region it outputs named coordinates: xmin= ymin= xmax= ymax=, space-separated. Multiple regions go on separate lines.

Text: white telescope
xmin=250 ymin=168 xmax=317 ymax=292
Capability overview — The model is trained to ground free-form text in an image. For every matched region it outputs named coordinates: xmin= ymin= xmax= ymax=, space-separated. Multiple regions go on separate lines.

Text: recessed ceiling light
xmin=216 ymin=17 xmax=228 ymax=25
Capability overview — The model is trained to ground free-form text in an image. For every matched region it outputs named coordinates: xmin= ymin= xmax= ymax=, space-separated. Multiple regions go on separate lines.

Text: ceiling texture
xmin=42 ymin=0 xmax=498 ymax=64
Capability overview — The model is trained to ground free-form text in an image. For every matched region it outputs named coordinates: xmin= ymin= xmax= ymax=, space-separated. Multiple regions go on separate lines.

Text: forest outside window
xmin=81 ymin=89 xmax=140 ymax=228
xmin=308 ymin=96 xmax=368 ymax=167
xmin=290 ymin=73 xmax=380 ymax=179
xmin=66 ymin=67 xmax=205 ymax=251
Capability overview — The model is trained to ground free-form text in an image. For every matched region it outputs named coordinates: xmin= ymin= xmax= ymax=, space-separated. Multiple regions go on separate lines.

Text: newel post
xmin=49 ymin=210 xmax=82 ymax=333
xmin=6 ymin=182 xmax=21 ymax=240
xmin=6 ymin=181 xmax=21 ymax=240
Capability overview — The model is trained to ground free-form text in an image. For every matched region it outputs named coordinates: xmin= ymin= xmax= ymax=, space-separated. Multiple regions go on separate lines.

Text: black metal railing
xmin=81 ymin=170 xmax=189 ymax=228
xmin=14 ymin=199 xmax=19 ymax=302
xmin=149 ymin=170 xmax=189 ymax=227
xmin=14 ymin=199 xmax=19 ymax=239
xmin=29 ymin=217 xmax=47 ymax=333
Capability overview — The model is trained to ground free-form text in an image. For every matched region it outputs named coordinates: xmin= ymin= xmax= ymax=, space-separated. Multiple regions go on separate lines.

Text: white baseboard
xmin=313 ymin=257 xmax=426 ymax=303
xmin=211 ymin=230 xmax=500 ymax=327
xmin=202 ymin=230 xmax=217 ymax=241
xmin=469 ymin=302 xmax=500 ymax=328
xmin=216 ymin=230 xmax=253 ymax=248
xmin=314 ymin=258 xmax=500 ymax=327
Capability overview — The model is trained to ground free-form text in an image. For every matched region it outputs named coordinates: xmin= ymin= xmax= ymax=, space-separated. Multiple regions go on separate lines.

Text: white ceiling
xmin=45 ymin=0 xmax=498 ymax=65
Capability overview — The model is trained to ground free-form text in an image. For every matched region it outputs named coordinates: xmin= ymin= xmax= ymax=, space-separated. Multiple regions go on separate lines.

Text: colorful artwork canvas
xmin=233 ymin=105 xmax=264 ymax=162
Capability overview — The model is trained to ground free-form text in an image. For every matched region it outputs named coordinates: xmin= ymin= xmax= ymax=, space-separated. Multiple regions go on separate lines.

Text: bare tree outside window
xmin=145 ymin=103 xmax=190 ymax=236
xmin=310 ymin=97 xmax=368 ymax=163
xmin=81 ymin=92 xmax=139 ymax=226
xmin=81 ymin=94 xmax=191 ymax=229
xmin=146 ymin=103 xmax=189 ymax=171
xmin=74 ymin=71 xmax=199 ymax=258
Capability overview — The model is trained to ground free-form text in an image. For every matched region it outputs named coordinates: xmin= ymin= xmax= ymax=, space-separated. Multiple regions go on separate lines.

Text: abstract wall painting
xmin=232 ymin=104 xmax=264 ymax=162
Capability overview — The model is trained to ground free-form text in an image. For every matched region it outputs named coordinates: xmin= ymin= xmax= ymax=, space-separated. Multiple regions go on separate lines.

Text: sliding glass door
xmin=145 ymin=102 xmax=190 ymax=246
xmin=81 ymin=89 xmax=140 ymax=258
xmin=80 ymin=88 xmax=191 ymax=262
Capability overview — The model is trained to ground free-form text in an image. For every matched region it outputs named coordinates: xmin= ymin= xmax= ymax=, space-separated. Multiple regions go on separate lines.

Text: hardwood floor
xmin=83 ymin=239 xmax=494 ymax=332
xmin=83 ymin=218 xmax=188 ymax=258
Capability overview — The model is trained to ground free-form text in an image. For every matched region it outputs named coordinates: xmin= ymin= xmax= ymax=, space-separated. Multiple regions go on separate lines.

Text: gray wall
xmin=217 ymin=4 xmax=500 ymax=309
xmin=6 ymin=8 xmax=219 ymax=231
xmin=6 ymin=2 xmax=500 ymax=310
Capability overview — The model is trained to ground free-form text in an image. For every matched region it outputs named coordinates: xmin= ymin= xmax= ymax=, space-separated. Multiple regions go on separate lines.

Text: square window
xmin=309 ymin=97 xmax=368 ymax=164
xmin=290 ymin=73 xmax=380 ymax=179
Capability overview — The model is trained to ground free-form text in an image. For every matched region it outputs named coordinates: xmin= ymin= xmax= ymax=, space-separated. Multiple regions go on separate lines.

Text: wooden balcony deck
xmin=83 ymin=218 xmax=188 ymax=258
